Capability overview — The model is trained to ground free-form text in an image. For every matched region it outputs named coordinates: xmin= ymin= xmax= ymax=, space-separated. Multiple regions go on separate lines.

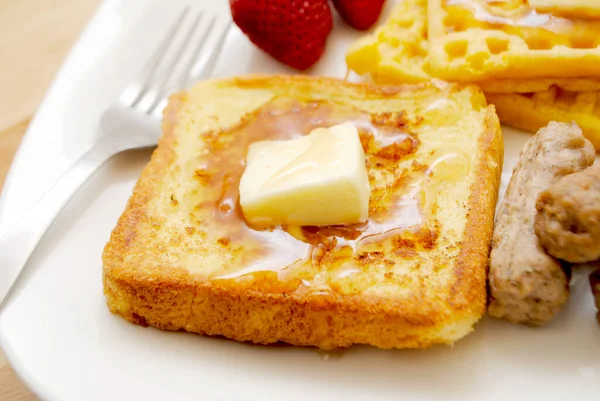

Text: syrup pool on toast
xmin=187 ymin=97 xmax=471 ymax=294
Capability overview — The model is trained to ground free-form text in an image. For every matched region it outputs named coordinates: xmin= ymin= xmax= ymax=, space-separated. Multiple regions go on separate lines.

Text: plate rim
xmin=0 ymin=0 xmax=110 ymax=399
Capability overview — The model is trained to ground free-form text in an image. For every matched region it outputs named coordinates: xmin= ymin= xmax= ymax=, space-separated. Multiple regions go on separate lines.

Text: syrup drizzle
xmin=193 ymin=98 xmax=456 ymax=290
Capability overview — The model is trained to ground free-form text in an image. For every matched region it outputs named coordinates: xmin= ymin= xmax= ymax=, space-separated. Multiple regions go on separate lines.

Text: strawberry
xmin=331 ymin=0 xmax=386 ymax=31
xmin=230 ymin=0 xmax=333 ymax=70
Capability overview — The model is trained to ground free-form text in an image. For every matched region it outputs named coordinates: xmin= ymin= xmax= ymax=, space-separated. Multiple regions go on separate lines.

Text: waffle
xmin=479 ymin=78 xmax=600 ymax=94
xmin=346 ymin=0 xmax=430 ymax=84
xmin=530 ymin=0 xmax=600 ymax=19
xmin=346 ymin=0 xmax=600 ymax=93
xmin=428 ymin=0 xmax=600 ymax=81
xmin=487 ymin=87 xmax=600 ymax=149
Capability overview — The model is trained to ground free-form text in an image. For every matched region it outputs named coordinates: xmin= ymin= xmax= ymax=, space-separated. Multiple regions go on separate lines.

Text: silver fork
xmin=0 ymin=7 xmax=231 ymax=308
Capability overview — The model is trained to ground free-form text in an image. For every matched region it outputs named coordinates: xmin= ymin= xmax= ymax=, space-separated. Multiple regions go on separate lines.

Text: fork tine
xmin=189 ymin=20 xmax=232 ymax=82
xmin=175 ymin=15 xmax=217 ymax=91
xmin=118 ymin=6 xmax=190 ymax=107
xmin=140 ymin=12 xmax=204 ymax=114
xmin=149 ymin=17 xmax=231 ymax=118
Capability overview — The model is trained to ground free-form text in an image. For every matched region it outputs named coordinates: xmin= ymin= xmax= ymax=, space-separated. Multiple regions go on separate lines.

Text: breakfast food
xmin=345 ymin=0 xmax=600 ymax=93
xmin=346 ymin=0 xmax=430 ymax=84
xmin=590 ymin=268 xmax=600 ymax=324
xmin=331 ymin=0 xmax=386 ymax=30
xmin=103 ymin=74 xmax=503 ymax=349
xmin=488 ymin=122 xmax=594 ymax=326
xmin=345 ymin=0 xmax=600 ymax=146
xmin=486 ymin=89 xmax=600 ymax=149
xmin=239 ymin=122 xmax=371 ymax=226
xmin=530 ymin=0 xmax=600 ymax=19
xmin=230 ymin=0 xmax=333 ymax=70
xmin=535 ymin=165 xmax=600 ymax=263
xmin=230 ymin=0 xmax=387 ymax=70
xmin=479 ymin=79 xmax=600 ymax=94
xmin=427 ymin=0 xmax=600 ymax=81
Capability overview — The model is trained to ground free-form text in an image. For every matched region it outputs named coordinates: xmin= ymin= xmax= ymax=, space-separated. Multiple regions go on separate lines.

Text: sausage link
xmin=489 ymin=122 xmax=595 ymax=325
xmin=535 ymin=165 xmax=600 ymax=263
xmin=590 ymin=268 xmax=600 ymax=325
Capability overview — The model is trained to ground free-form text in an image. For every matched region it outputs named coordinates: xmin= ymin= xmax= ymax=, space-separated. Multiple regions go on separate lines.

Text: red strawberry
xmin=230 ymin=0 xmax=333 ymax=70
xmin=332 ymin=0 xmax=386 ymax=30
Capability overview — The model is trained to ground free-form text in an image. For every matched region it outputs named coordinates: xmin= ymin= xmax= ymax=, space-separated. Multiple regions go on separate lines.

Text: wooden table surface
xmin=0 ymin=0 xmax=102 ymax=399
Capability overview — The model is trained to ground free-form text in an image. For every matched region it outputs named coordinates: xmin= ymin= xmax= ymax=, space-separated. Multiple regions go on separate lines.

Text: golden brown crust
xmin=102 ymin=75 xmax=502 ymax=349
xmin=102 ymin=91 xmax=200 ymax=328
xmin=450 ymin=107 xmax=503 ymax=316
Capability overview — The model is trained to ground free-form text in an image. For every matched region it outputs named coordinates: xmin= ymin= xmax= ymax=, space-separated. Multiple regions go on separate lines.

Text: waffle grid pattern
xmin=346 ymin=0 xmax=430 ymax=84
xmin=428 ymin=0 xmax=600 ymax=81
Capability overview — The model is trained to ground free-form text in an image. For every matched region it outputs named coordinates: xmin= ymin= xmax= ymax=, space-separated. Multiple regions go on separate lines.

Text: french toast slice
xmin=102 ymin=75 xmax=503 ymax=350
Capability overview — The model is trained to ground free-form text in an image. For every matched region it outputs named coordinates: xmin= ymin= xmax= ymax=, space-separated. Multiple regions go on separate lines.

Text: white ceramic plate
xmin=1 ymin=1 xmax=599 ymax=400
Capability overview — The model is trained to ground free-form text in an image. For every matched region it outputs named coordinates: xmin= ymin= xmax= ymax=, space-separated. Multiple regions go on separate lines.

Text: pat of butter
xmin=239 ymin=122 xmax=371 ymax=226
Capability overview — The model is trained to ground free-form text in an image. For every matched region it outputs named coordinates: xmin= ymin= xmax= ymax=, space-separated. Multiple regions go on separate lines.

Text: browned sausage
xmin=590 ymin=268 xmax=600 ymax=325
xmin=535 ymin=165 xmax=600 ymax=263
xmin=489 ymin=122 xmax=595 ymax=326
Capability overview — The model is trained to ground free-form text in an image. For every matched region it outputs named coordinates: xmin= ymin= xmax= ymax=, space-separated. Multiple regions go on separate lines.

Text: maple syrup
xmin=193 ymin=97 xmax=451 ymax=291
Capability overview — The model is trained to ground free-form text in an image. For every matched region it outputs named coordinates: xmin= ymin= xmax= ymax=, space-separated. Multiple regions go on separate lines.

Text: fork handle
xmin=0 ymin=143 xmax=116 ymax=309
